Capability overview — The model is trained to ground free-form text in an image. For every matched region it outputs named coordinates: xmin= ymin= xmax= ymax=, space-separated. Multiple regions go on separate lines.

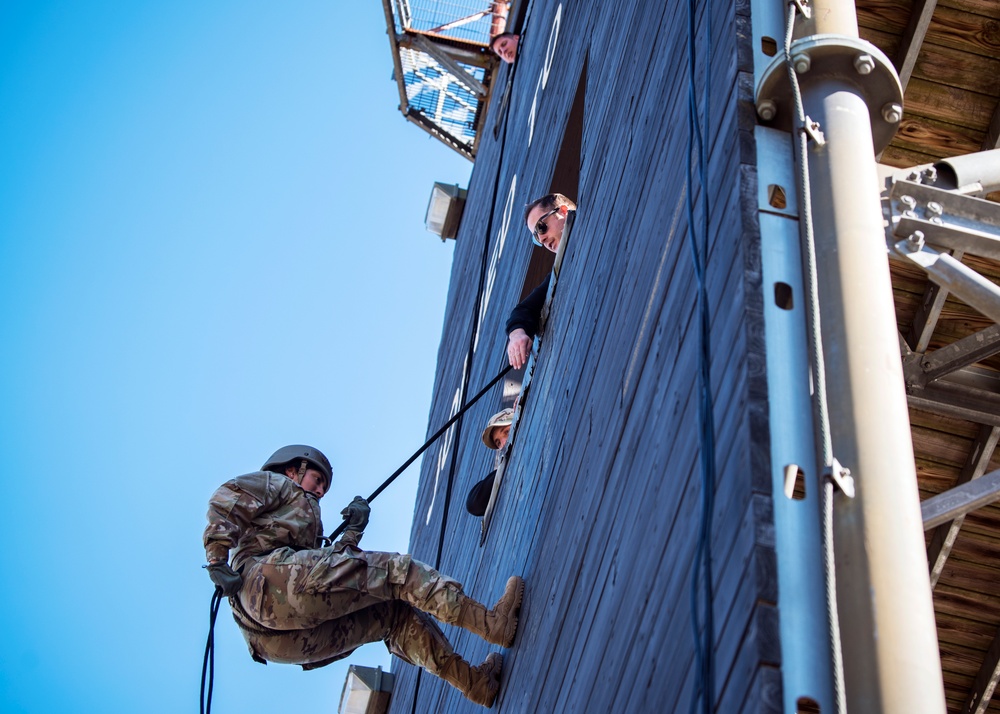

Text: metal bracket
xmin=801 ymin=115 xmax=826 ymax=146
xmin=824 ymin=458 xmax=855 ymax=498
xmin=893 ymin=237 xmax=1000 ymax=326
xmin=885 ymin=177 xmax=1000 ymax=325
xmin=886 ymin=180 xmax=1000 ymax=262
xmin=791 ymin=0 xmax=812 ymax=19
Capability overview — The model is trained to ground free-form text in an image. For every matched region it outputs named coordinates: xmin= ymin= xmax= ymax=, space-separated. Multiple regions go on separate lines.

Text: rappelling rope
xmin=685 ymin=0 xmax=717 ymax=711
xmin=200 ymin=588 xmax=224 ymax=714
xmin=328 ymin=362 xmax=513 ymax=541
xmin=200 ymin=362 xmax=511 ymax=712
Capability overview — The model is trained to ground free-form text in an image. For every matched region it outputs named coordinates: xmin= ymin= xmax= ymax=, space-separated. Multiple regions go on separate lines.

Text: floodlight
xmin=338 ymin=665 xmax=394 ymax=714
xmin=425 ymin=182 xmax=468 ymax=240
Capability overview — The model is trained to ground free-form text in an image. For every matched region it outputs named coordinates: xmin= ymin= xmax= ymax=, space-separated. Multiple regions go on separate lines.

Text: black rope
xmin=198 ymin=364 xmax=510 ymax=714
xmin=685 ymin=0 xmax=717 ymax=711
xmin=200 ymin=587 xmax=224 ymax=714
xmin=326 ymin=363 xmax=513 ymax=542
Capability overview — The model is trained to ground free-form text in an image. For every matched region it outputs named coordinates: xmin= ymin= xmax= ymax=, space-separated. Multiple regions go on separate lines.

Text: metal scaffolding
xmin=381 ymin=0 xmax=511 ymax=159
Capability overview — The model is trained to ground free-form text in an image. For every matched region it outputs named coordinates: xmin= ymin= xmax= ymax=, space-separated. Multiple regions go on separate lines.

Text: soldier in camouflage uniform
xmin=203 ymin=445 xmax=524 ymax=708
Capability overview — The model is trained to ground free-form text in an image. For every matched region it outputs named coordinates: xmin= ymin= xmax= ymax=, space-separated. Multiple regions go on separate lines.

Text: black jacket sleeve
xmin=504 ymin=273 xmax=551 ymax=338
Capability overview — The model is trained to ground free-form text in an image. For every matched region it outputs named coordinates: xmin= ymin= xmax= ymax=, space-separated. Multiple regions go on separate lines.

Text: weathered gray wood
xmin=928 ymin=425 xmax=1000 ymax=588
xmin=895 ymin=0 xmax=939 ymax=90
xmin=907 ymin=252 xmax=962 ymax=354
xmin=389 ymin=1 xmax=774 ymax=712
xmin=921 ymin=325 xmax=1000 ymax=382
xmin=924 ymin=465 xmax=1000 ymax=530
xmin=962 ymin=623 xmax=1000 ymax=713
xmin=907 ymin=379 xmax=1000 ymax=428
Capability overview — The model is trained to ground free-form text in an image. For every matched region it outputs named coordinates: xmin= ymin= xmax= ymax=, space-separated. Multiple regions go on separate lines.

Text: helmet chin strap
xmin=296 ymin=459 xmax=308 ymax=481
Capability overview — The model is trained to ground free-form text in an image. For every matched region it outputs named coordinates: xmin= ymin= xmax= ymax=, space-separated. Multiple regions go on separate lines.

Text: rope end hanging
xmin=200 ymin=587 xmax=225 ymax=714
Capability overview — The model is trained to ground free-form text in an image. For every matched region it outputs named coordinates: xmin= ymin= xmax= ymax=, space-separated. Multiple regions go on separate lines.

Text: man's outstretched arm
xmin=504 ymin=274 xmax=550 ymax=368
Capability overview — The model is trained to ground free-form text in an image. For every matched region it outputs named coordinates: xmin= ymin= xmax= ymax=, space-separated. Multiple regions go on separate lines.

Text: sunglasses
xmin=530 ymin=208 xmax=561 ymax=247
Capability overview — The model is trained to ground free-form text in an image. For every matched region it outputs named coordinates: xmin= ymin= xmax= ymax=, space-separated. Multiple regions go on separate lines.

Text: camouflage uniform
xmin=204 ymin=471 xmax=470 ymax=672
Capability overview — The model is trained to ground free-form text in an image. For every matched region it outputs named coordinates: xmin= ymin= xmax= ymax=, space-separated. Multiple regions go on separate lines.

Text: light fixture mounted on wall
xmin=338 ymin=665 xmax=394 ymax=714
xmin=425 ymin=182 xmax=468 ymax=240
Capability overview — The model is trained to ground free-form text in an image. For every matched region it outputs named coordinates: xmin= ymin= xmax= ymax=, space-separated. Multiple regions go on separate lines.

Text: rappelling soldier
xmin=203 ymin=444 xmax=525 ymax=707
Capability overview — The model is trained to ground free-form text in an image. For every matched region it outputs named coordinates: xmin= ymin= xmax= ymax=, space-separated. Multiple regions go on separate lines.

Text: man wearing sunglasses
xmin=505 ymin=193 xmax=577 ymax=369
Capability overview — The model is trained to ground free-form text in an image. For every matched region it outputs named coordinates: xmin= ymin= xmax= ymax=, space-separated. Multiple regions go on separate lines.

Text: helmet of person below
xmin=481 ymin=408 xmax=515 ymax=449
xmin=262 ymin=445 xmax=332 ymax=486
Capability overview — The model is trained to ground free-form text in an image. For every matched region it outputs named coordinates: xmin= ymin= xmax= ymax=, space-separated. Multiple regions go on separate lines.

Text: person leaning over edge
xmin=203 ymin=444 xmax=525 ymax=708
xmin=466 ymin=408 xmax=514 ymax=517
xmin=489 ymin=32 xmax=519 ymax=64
xmin=505 ymin=193 xmax=578 ymax=369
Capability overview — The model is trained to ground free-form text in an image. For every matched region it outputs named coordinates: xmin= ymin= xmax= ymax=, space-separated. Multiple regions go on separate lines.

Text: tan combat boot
xmin=439 ymin=652 xmax=503 ymax=707
xmin=456 ymin=576 xmax=524 ymax=647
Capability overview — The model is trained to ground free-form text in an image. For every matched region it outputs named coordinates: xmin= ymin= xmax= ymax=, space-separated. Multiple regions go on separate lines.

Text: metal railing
xmin=382 ymin=0 xmax=511 ymax=159
xmin=391 ymin=0 xmax=509 ymax=43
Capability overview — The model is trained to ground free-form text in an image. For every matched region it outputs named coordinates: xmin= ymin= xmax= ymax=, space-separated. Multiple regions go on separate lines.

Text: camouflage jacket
xmin=204 ymin=470 xmax=360 ymax=569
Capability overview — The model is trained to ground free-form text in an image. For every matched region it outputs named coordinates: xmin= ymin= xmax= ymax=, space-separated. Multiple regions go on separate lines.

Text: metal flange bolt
xmin=882 ymin=102 xmax=903 ymax=123
xmin=757 ymin=99 xmax=777 ymax=121
xmin=900 ymin=194 xmax=916 ymax=218
xmin=907 ymin=230 xmax=925 ymax=251
xmin=754 ymin=35 xmax=903 ymax=152
xmin=854 ymin=53 xmax=875 ymax=75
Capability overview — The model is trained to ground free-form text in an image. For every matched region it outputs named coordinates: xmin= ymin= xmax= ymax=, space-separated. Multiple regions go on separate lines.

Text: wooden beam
xmin=926 ymin=425 xmax=1000 ymax=588
xmin=921 ymin=324 xmax=1000 ymax=383
xmin=908 ymin=281 xmax=949 ymax=353
xmin=922 ymin=462 xmax=1000 ymax=530
xmin=905 ymin=248 xmax=965 ymax=353
xmin=963 ymin=621 xmax=1000 ymax=714
xmin=907 ymin=383 xmax=1000 ymax=428
xmin=895 ymin=0 xmax=938 ymax=91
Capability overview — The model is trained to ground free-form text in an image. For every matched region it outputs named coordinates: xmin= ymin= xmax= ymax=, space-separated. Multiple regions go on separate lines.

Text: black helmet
xmin=262 ymin=445 xmax=332 ymax=486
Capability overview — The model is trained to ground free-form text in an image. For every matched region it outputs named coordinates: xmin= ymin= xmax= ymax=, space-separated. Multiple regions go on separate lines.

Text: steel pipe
xmin=800 ymin=1 xmax=947 ymax=712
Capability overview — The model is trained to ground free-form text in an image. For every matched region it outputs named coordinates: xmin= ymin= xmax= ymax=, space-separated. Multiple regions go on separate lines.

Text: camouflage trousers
xmin=234 ymin=541 xmax=466 ymax=670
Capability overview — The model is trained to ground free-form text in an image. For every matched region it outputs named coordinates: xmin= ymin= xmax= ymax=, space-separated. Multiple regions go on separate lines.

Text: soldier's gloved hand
xmin=341 ymin=495 xmax=370 ymax=532
xmin=205 ymin=562 xmax=243 ymax=597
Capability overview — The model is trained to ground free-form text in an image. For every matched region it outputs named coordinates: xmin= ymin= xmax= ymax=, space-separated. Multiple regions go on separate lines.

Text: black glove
xmin=341 ymin=495 xmax=370 ymax=532
xmin=205 ymin=562 xmax=243 ymax=597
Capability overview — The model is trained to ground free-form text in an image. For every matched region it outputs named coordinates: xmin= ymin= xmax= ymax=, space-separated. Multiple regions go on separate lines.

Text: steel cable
xmin=783 ymin=3 xmax=847 ymax=711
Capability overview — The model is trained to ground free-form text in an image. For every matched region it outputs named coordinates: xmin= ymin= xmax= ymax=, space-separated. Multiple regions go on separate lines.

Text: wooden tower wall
xmin=390 ymin=0 xmax=777 ymax=711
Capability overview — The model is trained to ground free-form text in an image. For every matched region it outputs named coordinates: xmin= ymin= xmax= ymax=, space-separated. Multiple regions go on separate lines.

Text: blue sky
xmin=0 ymin=2 xmax=471 ymax=711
